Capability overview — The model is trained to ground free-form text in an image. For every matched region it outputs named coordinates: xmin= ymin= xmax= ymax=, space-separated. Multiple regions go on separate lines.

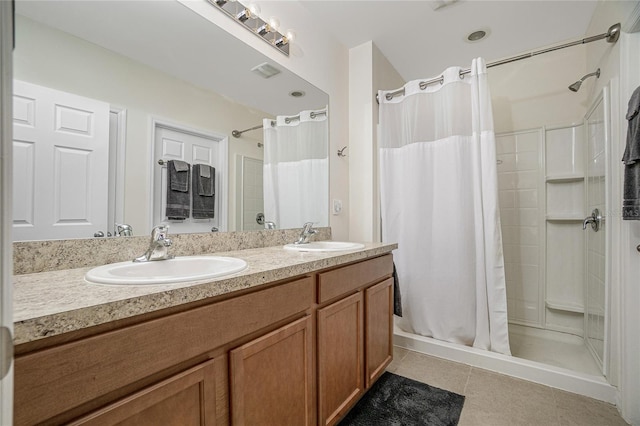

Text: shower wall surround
xmin=497 ymin=123 xmax=586 ymax=336
xmin=545 ymin=124 xmax=586 ymax=335
xmin=497 ymin=129 xmax=544 ymax=327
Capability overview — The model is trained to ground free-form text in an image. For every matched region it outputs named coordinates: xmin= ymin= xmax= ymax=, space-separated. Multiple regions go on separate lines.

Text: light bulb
xmin=248 ymin=3 xmax=261 ymax=15
xmin=269 ymin=17 xmax=280 ymax=32
xmin=285 ymin=29 xmax=296 ymax=42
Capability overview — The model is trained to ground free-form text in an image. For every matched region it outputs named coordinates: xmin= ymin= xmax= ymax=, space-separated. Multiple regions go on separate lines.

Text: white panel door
xmin=153 ymin=125 xmax=227 ymax=233
xmin=12 ymin=80 xmax=110 ymax=240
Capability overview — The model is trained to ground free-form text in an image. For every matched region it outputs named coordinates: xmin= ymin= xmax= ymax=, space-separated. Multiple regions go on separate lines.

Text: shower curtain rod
xmin=377 ymin=22 xmax=621 ymax=103
xmin=232 ymin=124 xmax=264 ymax=138
xmin=232 ymin=109 xmax=328 ymax=138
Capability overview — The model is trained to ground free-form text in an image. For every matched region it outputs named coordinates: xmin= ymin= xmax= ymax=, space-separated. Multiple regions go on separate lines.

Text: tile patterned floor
xmin=387 ymin=347 xmax=629 ymax=426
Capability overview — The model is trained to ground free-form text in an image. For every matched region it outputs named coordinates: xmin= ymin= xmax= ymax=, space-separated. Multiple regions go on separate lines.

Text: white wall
xmin=372 ymin=44 xmax=405 ymax=242
xmin=616 ymin=32 xmax=640 ymax=424
xmin=180 ymin=0 xmax=350 ymax=239
xmin=348 ymin=42 xmax=374 ymax=243
xmin=0 ymin=2 xmax=13 ymax=423
xmin=489 ymin=45 xmax=588 ymax=133
xmin=348 ymin=41 xmax=404 ymax=243
xmin=13 ymin=16 xmax=269 ymax=234
xmin=584 ymin=1 xmax=640 ymax=423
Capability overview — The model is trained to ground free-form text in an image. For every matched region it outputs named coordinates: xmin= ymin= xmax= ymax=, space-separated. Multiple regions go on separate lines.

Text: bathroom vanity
xmin=12 ymin=239 xmax=396 ymax=425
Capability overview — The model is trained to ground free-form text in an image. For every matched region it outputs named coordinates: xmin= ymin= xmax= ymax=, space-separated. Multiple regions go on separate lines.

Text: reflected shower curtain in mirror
xmin=378 ymin=59 xmax=510 ymax=354
xmin=263 ymin=108 xmax=328 ymax=229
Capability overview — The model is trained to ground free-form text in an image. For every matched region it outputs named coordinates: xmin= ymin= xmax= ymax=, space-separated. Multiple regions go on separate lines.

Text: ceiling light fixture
xmin=274 ymin=36 xmax=289 ymax=48
xmin=256 ymin=23 xmax=271 ymax=36
xmin=207 ymin=0 xmax=291 ymax=56
xmin=465 ymin=28 xmax=490 ymax=43
xmin=236 ymin=8 xmax=251 ymax=22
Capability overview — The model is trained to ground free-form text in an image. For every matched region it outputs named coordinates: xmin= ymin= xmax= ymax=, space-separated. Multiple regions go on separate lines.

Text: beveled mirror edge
xmin=13 ymin=228 xmax=333 ymax=275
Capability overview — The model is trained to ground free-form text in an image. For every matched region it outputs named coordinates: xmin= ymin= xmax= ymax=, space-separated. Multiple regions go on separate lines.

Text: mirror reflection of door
xmin=236 ymin=155 xmax=264 ymax=231
xmin=12 ymin=80 xmax=110 ymax=241
xmin=152 ymin=122 xmax=228 ymax=234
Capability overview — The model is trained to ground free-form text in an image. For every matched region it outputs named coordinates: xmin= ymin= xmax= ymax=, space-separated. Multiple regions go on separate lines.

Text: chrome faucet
xmin=582 ymin=208 xmax=602 ymax=232
xmin=294 ymin=222 xmax=318 ymax=245
xmin=134 ymin=225 xmax=174 ymax=262
xmin=115 ymin=223 xmax=133 ymax=237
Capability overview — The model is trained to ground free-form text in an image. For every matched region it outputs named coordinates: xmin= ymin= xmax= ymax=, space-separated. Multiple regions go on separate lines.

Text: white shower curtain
xmin=379 ymin=58 xmax=510 ymax=354
xmin=263 ymin=108 xmax=329 ymax=229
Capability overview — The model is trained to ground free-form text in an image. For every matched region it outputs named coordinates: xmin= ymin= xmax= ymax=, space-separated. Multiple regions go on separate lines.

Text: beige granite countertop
xmin=13 ymin=242 xmax=397 ymax=345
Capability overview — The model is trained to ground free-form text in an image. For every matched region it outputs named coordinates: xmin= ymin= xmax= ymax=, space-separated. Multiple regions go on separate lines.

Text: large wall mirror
xmin=12 ymin=0 xmax=329 ymax=241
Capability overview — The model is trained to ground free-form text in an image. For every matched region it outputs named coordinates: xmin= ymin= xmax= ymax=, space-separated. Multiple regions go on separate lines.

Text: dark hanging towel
xmin=166 ymin=160 xmax=190 ymax=220
xmin=192 ymin=164 xmax=215 ymax=219
xmin=622 ymin=86 xmax=640 ymax=220
xmin=393 ymin=263 xmax=402 ymax=317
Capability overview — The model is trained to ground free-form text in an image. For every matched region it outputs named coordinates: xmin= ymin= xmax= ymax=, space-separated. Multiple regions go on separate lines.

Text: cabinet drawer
xmin=317 ymin=254 xmax=393 ymax=304
xmin=14 ymin=276 xmax=313 ymax=425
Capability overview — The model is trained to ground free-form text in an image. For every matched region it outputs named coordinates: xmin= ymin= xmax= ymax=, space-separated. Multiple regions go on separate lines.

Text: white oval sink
xmin=283 ymin=241 xmax=365 ymax=252
xmin=85 ymin=256 xmax=247 ymax=285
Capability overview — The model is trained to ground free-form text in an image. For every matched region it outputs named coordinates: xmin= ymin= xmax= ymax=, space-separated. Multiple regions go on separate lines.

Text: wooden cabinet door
xmin=71 ymin=358 xmax=222 ymax=426
xmin=230 ymin=316 xmax=313 ymax=426
xmin=317 ymin=292 xmax=364 ymax=426
xmin=365 ymin=278 xmax=394 ymax=388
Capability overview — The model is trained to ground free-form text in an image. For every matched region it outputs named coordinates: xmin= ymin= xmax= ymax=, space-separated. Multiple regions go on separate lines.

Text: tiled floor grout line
xmin=463 ymin=366 xmax=473 ymax=396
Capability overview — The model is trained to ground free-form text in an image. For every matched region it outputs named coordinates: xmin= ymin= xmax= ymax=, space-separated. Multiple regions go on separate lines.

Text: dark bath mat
xmin=338 ymin=372 xmax=465 ymax=426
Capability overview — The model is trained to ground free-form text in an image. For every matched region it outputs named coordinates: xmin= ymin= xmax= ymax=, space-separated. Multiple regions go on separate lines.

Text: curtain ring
xmin=459 ymin=70 xmax=465 ymax=80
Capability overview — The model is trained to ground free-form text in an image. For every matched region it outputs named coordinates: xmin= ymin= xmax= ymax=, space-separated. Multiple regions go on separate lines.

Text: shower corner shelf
xmin=545 ymin=300 xmax=584 ymax=314
xmin=546 ymin=174 xmax=585 ymax=183
xmin=546 ymin=215 xmax=584 ymax=222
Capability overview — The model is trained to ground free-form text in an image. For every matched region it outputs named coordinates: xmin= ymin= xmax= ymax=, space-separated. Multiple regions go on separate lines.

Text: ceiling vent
xmin=251 ymin=62 xmax=281 ymax=79
xmin=429 ymin=0 xmax=458 ymax=11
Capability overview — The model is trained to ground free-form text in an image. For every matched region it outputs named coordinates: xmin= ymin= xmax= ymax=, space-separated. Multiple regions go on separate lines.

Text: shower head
xmin=568 ymin=81 xmax=582 ymax=92
xmin=568 ymin=68 xmax=601 ymax=92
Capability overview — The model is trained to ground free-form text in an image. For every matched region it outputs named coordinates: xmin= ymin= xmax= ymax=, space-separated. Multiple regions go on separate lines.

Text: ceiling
xmin=16 ymin=0 xmax=605 ymax=110
xmin=299 ymin=0 xmax=600 ymax=82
